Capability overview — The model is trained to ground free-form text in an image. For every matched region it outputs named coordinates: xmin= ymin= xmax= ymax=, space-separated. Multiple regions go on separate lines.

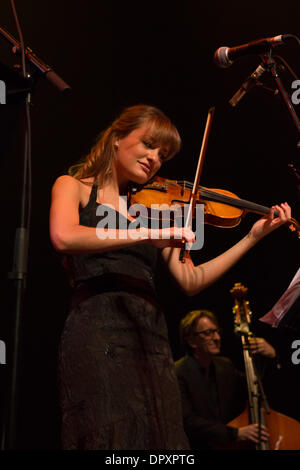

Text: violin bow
xmin=287 ymin=164 xmax=300 ymax=238
xmin=179 ymin=107 xmax=215 ymax=262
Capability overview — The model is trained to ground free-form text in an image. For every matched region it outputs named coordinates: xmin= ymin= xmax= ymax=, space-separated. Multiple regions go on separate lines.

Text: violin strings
xmin=176 ymin=181 xmax=297 ymax=229
xmin=176 ymin=181 xmax=271 ymax=215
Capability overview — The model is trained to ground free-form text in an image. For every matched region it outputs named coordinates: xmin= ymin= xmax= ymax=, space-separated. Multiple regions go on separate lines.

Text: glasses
xmin=193 ymin=328 xmax=221 ymax=338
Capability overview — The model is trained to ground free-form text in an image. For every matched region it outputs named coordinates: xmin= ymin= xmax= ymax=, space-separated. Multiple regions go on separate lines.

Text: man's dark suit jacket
xmin=175 ymin=354 xmax=247 ymax=449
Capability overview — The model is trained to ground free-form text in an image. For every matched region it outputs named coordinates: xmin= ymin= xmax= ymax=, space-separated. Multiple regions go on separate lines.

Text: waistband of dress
xmin=71 ymin=272 xmax=160 ymax=308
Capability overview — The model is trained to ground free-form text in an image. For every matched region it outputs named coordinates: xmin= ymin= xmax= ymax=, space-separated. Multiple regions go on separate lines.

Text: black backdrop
xmin=0 ymin=0 xmax=300 ymax=449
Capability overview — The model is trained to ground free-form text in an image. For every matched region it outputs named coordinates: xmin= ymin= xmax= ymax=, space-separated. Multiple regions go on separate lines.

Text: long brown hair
xmin=68 ymin=104 xmax=181 ymax=187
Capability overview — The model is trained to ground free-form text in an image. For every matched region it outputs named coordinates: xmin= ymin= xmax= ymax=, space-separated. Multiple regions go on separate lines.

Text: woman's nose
xmin=146 ymin=148 xmax=160 ymax=162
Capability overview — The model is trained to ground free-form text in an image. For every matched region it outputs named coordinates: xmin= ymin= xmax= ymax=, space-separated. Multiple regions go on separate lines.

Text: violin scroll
xmin=288 ymin=217 xmax=300 ymax=238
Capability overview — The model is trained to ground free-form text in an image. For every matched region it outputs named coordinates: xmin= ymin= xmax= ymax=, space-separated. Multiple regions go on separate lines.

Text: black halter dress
xmin=58 ymin=183 xmax=189 ymax=450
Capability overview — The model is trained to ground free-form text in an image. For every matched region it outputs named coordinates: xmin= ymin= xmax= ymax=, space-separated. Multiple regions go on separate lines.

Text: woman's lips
xmin=138 ymin=162 xmax=151 ymax=174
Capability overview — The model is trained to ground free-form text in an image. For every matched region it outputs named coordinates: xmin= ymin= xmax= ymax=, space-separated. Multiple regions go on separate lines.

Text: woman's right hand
xmin=146 ymin=226 xmax=195 ymax=249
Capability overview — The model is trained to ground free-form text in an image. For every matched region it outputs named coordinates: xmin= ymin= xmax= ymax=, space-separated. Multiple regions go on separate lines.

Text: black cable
xmin=273 ymin=55 xmax=300 ymax=81
xmin=285 ymin=33 xmax=300 ymax=49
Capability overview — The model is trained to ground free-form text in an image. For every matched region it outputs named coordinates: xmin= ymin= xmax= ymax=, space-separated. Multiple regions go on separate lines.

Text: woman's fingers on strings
xmin=269 ymin=202 xmax=291 ymax=224
xmin=280 ymin=202 xmax=291 ymax=219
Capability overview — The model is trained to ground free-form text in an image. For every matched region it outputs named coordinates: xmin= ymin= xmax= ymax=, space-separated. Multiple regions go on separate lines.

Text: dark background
xmin=0 ymin=0 xmax=300 ymax=449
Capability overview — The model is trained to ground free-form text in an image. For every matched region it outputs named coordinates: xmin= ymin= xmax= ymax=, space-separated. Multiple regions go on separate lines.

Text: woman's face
xmin=113 ymin=125 xmax=169 ymax=186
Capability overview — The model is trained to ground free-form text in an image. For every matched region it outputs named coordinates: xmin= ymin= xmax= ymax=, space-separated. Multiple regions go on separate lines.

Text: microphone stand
xmin=0 ymin=26 xmax=71 ymax=450
xmin=0 ymin=27 xmax=71 ymax=93
xmin=261 ymin=50 xmax=300 ymax=145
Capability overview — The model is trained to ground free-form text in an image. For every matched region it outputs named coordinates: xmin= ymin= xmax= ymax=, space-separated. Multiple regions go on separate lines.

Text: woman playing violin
xmin=49 ymin=104 xmax=291 ymax=450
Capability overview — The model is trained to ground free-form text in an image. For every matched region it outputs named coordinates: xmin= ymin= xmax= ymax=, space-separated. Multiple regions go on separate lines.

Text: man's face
xmin=189 ymin=317 xmax=221 ymax=356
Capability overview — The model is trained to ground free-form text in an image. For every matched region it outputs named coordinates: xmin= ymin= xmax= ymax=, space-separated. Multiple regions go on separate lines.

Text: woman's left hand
xmin=249 ymin=202 xmax=291 ymax=242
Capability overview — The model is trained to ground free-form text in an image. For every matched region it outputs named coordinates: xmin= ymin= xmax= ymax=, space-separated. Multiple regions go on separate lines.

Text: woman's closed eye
xmin=142 ymin=140 xmax=153 ymax=149
xmin=142 ymin=140 xmax=168 ymax=162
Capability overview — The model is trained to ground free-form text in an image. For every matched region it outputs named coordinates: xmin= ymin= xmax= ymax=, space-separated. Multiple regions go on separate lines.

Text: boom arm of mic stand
xmin=0 ymin=26 xmax=71 ymax=94
xmin=262 ymin=53 xmax=300 ymax=143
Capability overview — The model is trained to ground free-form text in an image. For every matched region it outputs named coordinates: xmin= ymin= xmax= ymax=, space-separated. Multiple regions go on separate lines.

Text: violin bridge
xmin=181 ymin=181 xmax=185 ymax=197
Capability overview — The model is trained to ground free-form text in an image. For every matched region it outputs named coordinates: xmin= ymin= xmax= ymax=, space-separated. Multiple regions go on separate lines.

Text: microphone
xmin=229 ymin=63 xmax=267 ymax=107
xmin=214 ymin=35 xmax=290 ymax=68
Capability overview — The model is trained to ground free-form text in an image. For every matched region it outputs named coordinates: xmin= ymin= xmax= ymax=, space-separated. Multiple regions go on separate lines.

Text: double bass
xmin=227 ymin=283 xmax=300 ymax=450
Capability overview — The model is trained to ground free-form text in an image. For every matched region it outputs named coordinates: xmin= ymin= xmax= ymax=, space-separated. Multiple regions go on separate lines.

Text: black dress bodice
xmin=65 ymin=183 xmax=158 ymax=286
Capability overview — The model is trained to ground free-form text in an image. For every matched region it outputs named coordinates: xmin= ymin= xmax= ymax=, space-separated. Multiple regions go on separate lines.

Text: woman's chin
xmin=131 ymin=174 xmax=152 ymax=185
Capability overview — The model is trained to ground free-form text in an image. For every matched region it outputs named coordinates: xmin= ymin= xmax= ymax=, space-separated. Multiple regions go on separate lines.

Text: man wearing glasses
xmin=175 ymin=310 xmax=272 ymax=450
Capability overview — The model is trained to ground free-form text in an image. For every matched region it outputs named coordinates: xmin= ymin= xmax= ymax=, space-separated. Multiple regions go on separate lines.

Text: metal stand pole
xmin=0 ymin=24 xmax=70 ymax=449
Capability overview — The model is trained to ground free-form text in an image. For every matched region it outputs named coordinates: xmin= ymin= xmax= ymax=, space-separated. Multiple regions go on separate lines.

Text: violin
xmin=130 ymin=175 xmax=300 ymax=235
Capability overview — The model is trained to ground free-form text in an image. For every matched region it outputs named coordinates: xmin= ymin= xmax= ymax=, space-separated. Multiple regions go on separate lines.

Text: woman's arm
xmin=161 ymin=203 xmax=291 ymax=296
xmin=49 ymin=175 xmax=193 ymax=254
xmin=49 ymin=175 xmax=149 ymax=253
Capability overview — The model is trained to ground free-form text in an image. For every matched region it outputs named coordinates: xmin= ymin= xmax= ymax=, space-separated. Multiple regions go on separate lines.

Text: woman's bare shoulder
xmin=52 ymin=175 xmax=95 ymax=189
xmin=53 ymin=174 xmax=80 ymax=186
xmin=52 ymin=176 xmax=96 ymax=210
xmin=51 ymin=175 xmax=84 ymax=202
